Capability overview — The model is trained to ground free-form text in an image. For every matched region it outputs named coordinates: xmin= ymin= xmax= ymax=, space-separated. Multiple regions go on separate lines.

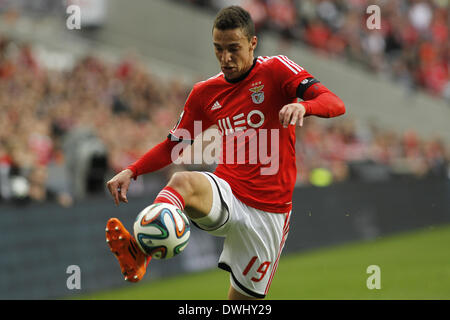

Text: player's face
xmin=213 ymin=28 xmax=257 ymax=80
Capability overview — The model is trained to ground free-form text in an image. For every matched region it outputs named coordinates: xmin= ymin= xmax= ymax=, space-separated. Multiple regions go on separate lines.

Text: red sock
xmin=153 ymin=186 xmax=185 ymax=210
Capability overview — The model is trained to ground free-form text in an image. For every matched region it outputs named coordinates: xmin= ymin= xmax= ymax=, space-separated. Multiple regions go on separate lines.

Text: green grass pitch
xmin=78 ymin=224 xmax=450 ymax=300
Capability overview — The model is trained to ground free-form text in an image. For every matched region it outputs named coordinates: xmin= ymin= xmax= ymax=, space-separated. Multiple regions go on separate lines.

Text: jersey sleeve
xmin=270 ymin=55 xmax=319 ymax=100
xmin=168 ymin=83 xmax=212 ymax=144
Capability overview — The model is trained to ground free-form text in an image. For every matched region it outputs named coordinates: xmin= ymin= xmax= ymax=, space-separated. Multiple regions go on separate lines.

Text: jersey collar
xmin=224 ymin=58 xmax=257 ymax=84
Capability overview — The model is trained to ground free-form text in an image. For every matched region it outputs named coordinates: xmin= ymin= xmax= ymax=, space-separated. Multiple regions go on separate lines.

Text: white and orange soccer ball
xmin=133 ymin=203 xmax=190 ymax=259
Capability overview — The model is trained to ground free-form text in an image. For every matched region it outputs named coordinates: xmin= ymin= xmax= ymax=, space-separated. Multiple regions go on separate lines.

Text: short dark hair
xmin=213 ymin=6 xmax=255 ymax=40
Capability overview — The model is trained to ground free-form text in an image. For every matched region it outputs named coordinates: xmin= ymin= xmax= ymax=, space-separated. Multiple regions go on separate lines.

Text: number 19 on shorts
xmin=243 ymin=256 xmax=271 ymax=282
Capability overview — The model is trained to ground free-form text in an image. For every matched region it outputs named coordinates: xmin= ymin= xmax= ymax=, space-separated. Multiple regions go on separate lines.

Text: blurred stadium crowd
xmin=0 ymin=35 xmax=187 ymax=206
xmin=0 ymin=0 xmax=449 ymax=206
xmin=295 ymin=118 xmax=448 ymax=186
xmin=0 ymin=33 xmax=448 ymax=207
xmin=179 ymin=0 xmax=450 ymax=100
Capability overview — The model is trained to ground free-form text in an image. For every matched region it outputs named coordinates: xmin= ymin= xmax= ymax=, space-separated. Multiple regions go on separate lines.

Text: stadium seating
xmin=0 ymin=0 xmax=448 ymax=205
xmin=177 ymin=0 xmax=450 ymax=100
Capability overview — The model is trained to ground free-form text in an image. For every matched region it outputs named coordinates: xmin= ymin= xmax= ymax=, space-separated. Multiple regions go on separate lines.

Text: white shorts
xmin=195 ymin=172 xmax=291 ymax=299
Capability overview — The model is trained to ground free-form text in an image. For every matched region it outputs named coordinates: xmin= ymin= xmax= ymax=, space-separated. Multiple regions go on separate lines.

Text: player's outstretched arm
xmin=299 ymin=82 xmax=346 ymax=118
xmin=106 ymin=138 xmax=180 ymax=205
xmin=279 ymin=102 xmax=306 ymax=128
xmin=106 ymin=169 xmax=134 ymax=206
xmin=279 ymin=82 xmax=345 ymax=128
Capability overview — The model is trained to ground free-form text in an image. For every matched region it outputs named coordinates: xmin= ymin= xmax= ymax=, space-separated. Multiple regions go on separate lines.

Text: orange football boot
xmin=105 ymin=218 xmax=151 ymax=282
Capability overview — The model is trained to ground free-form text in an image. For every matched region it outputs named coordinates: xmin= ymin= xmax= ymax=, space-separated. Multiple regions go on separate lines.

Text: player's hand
xmin=106 ymin=169 xmax=134 ymax=206
xmin=279 ymin=102 xmax=306 ymax=128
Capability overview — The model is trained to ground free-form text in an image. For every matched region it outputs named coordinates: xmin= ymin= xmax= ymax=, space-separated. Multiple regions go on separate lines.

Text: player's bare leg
xmin=165 ymin=171 xmax=213 ymax=220
xmin=168 ymin=172 xmax=255 ymax=300
xmin=106 ymin=171 xmax=213 ymax=283
xmin=105 ymin=218 xmax=151 ymax=282
xmin=168 ymin=172 xmax=263 ymax=300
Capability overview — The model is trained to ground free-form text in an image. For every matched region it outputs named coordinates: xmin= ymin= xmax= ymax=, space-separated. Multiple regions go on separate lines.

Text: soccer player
xmin=105 ymin=6 xmax=345 ymax=300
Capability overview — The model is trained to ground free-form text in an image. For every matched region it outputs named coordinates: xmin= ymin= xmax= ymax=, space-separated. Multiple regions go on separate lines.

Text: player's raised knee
xmin=167 ymin=171 xmax=197 ymax=198
xmin=167 ymin=171 xmax=212 ymax=211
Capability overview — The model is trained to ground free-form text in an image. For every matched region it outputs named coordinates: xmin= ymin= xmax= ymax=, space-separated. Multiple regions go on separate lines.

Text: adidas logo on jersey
xmin=211 ymin=101 xmax=222 ymax=110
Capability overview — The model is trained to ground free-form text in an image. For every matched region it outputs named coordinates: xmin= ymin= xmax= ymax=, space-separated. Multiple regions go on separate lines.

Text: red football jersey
xmin=169 ymin=55 xmax=316 ymax=213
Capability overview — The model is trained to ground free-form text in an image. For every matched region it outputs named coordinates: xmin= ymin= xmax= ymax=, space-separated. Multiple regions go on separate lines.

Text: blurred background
xmin=0 ymin=0 xmax=449 ymax=299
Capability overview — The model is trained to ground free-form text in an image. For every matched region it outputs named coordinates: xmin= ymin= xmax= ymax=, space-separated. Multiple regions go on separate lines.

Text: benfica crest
xmin=249 ymin=84 xmax=264 ymax=104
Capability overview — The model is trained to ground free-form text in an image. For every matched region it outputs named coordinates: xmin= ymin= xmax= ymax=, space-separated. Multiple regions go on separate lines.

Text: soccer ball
xmin=133 ymin=203 xmax=190 ymax=260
